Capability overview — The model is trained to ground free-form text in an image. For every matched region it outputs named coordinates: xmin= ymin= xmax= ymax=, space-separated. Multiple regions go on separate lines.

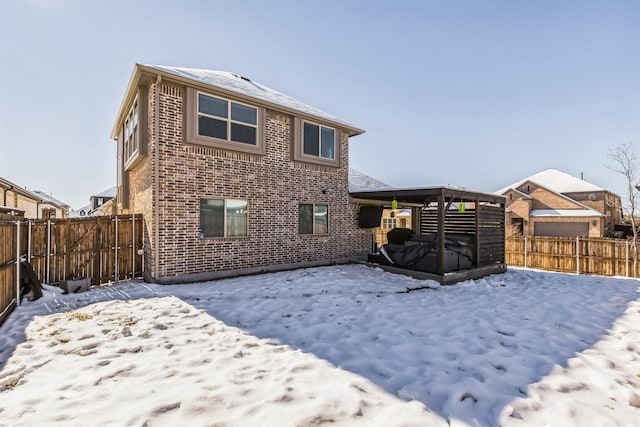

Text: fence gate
xmin=0 ymin=214 xmax=144 ymax=325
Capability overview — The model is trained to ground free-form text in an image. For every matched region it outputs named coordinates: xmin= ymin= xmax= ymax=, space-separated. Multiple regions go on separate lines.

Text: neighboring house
xmin=90 ymin=186 xmax=116 ymax=212
xmin=111 ymin=64 xmax=368 ymax=283
xmin=70 ymin=186 xmax=117 ymax=217
xmin=496 ymin=169 xmax=622 ymax=238
xmin=348 ymin=169 xmax=414 ymax=245
xmin=0 ymin=176 xmax=69 ymax=219
xmin=381 ymin=209 xmax=412 ymax=230
xmin=33 ymin=191 xmax=70 ymax=219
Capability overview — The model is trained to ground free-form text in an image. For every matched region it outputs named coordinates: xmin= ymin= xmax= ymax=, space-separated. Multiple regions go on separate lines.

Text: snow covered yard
xmin=1 ymin=265 xmax=639 ymax=426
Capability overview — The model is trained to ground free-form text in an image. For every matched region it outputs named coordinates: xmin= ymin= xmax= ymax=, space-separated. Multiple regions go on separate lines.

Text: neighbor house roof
xmin=530 ymin=209 xmax=604 ymax=218
xmin=497 ymin=170 xmax=606 ymax=217
xmin=92 ymin=186 xmax=116 ymax=199
xmin=496 ymin=168 xmax=605 ymax=195
xmin=112 ymin=64 xmax=365 ymax=139
xmin=0 ymin=176 xmax=41 ymax=202
xmin=348 ymin=169 xmax=393 ymax=193
xmin=33 ymin=190 xmax=70 ymax=209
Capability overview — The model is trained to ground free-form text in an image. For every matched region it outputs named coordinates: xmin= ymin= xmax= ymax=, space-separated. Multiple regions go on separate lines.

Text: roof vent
xmin=232 ymin=73 xmax=251 ymax=82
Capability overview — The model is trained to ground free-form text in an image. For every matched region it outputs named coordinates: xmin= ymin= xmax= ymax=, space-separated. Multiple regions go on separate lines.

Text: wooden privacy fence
xmin=506 ymin=236 xmax=639 ymax=277
xmin=0 ymin=214 xmax=143 ymax=325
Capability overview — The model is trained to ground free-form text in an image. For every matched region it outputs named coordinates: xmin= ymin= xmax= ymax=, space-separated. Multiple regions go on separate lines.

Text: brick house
xmin=111 ymin=64 xmax=370 ymax=283
xmin=496 ymin=169 xmax=622 ymax=237
xmin=1 ymin=176 xmax=70 ymax=219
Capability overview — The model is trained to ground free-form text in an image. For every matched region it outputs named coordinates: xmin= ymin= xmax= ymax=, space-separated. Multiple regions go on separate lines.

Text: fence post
xmin=132 ymin=215 xmax=136 ymax=278
xmin=27 ymin=221 xmax=32 ymax=263
xmin=16 ymin=220 xmax=21 ymax=307
xmin=626 ymin=240 xmax=629 ymax=277
xmin=46 ymin=219 xmax=51 ymax=285
xmin=114 ymin=216 xmax=119 ymax=282
xmin=576 ymin=237 xmax=580 ymax=275
xmin=524 ymin=236 xmax=527 ymax=268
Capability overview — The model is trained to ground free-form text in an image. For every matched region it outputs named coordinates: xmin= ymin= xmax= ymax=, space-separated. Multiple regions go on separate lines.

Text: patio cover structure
xmin=350 ymin=187 xmax=507 ymax=284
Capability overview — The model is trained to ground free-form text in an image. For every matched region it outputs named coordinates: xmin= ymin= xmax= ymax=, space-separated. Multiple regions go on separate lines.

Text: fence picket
xmin=1 ymin=214 xmax=143 ymax=325
xmin=506 ymin=236 xmax=636 ymax=277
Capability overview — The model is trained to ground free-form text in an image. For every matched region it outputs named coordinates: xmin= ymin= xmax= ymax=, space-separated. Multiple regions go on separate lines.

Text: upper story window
xmin=303 ymin=122 xmax=335 ymax=159
xmin=186 ymin=88 xmax=265 ymax=155
xmin=198 ymin=93 xmax=258 ymax=145
xmin=124 ymin=98 xmax=139 ymax=165
xmin=293 ymin=118 xmax=340 ymax=167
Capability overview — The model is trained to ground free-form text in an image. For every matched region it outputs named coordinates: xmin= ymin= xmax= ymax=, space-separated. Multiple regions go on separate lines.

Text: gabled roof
xmin=91 ymin=186 xmax=116 ymax=199
xmin=496 ymin=168 xmax=606 ymax=195
xmin=503 ymin=187 xmax=533 ymax=200
xmin=112 ymin=64 xmax=365 ymax=138
xmin=33 ymin=190 xmax=70 ymax=209
xmin=0 ymin=176 xmax=41 ymax=202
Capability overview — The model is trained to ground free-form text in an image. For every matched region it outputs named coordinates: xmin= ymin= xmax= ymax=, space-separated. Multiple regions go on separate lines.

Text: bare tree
xmin=607 ymin=141 xmax=639 ymax=276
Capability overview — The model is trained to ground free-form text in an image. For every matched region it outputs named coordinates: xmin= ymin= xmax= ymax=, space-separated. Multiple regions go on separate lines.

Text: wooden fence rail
xmin=0 ymin=214 xmax=144 ymax=325
xmin=506 ymin=236 xmax=638 ymax=277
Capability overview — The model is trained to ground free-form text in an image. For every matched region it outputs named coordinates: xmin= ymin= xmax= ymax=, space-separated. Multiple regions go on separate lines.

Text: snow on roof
xmin=69 ymin=204 xmax=92 ymax=218
xmin=92 ymin=186 xmax=116 ymax=198
xmin=143 ymin=65 xmax=362 ymax=133
xmin=496 ymin=168 xmax=605 ymax=195
xmin=33 ymin=190 xmax=70 ymax=209
xmin=529 ymin=209 xmax=604 ymax=218
xmin=348 ymin=169 xmax=393 ymax=192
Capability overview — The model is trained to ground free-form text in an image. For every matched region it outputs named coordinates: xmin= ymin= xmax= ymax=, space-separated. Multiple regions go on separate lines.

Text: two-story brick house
xmin=111 ymin=64 xmax=370 ymax=283
xmin=496 ymin=169 xmax=622 ymax=237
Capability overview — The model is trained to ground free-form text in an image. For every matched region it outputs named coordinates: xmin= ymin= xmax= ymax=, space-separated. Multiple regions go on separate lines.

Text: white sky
xmin=1 ymin=0 xmax=639 ymax=208
xmin=1 ymin=265 xmax=639 ymax=425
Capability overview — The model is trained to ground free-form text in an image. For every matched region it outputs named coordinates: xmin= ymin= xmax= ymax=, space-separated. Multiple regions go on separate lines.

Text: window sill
xmin=124 ymin=151 xmax=145 ymax=171
xmin=186 ymin=134 xmax=265 ymax=156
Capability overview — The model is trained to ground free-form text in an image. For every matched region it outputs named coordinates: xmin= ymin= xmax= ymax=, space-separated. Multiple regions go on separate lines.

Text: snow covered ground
xmin=1 ymin=265 xmax=639 ymax=426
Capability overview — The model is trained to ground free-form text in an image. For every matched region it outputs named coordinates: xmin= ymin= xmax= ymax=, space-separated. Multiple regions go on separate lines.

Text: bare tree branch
xmin=607 ymin=141 xmax=639 ymax=276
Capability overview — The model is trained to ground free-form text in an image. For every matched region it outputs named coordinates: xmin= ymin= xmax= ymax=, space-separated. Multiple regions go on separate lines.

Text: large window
xmin=186 ymin=88 xmax=265 ymax=155
xmin=123 ymin=98 xmax=139 ymax=165
xmin=299 ymin=204 xmax=329 ymax=235
xmin=198 ymin=93 xmax=258 ymax=145
xmin=200 ymin=199 xmax=248 ymax=238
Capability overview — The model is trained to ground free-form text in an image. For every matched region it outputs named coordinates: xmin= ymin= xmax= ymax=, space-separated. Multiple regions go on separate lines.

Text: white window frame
xmin=382 ymin=218 xmax=397 ymax=229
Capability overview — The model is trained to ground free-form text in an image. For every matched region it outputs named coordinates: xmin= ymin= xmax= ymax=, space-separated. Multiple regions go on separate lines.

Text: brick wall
xmin=127 ymin=81 xmax=370 ymax=282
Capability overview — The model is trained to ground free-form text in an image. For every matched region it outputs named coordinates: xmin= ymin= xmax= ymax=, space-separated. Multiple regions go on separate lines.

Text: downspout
xmin=3 ymin=186 xmax=13 ymax=206
xmin=154 ymin=74 xmax=161 ymax=279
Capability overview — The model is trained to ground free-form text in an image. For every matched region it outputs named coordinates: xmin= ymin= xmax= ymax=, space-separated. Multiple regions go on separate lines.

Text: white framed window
xmin=200 ymin=198 xmax=248 ymax=238
xmin=382 ymin=218 xmax=397 ymax=229
xmin=299 ymin=203 xmax=329 ymax=235
xmin=186 ymin=88 xmax=265 ymax=155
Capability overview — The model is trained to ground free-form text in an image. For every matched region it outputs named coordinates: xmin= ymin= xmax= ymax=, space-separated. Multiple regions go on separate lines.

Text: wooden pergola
xmin=350 ymin=186 xmax=507 ymax=284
